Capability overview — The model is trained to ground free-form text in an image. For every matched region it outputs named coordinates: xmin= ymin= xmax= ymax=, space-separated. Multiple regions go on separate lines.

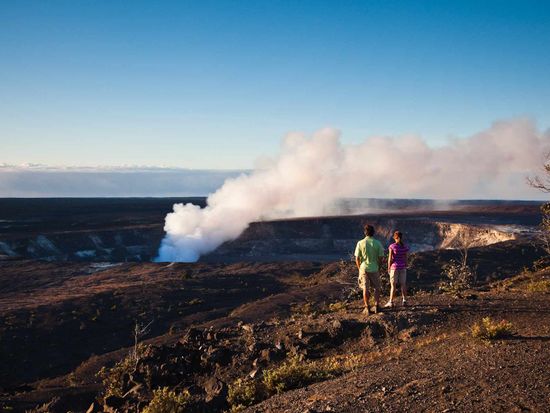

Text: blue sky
xmin=1 ymin=0 xmax=550 ymax=169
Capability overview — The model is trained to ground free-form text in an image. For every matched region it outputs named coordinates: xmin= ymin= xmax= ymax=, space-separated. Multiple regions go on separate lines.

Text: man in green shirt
xmin=355 ymin=224 xmax=384 ymax=315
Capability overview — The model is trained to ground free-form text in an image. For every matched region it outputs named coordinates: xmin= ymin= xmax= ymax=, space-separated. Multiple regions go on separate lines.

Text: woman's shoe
xmin=383 ymin=301 xmax=393 ymax=308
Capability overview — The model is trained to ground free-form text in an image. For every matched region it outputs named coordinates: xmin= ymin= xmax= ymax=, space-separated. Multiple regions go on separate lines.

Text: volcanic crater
xmin=0 ymin=198 xmax=548 ymax=413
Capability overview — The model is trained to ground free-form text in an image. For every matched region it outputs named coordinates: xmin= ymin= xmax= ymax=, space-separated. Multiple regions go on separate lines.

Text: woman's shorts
xmin=389 ymin=268 xmax=407 ymax=286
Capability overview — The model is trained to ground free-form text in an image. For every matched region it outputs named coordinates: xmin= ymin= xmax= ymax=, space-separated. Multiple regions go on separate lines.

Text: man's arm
xmin=354 ymin=242 xmax=361 ymax=270
xmin=377 ymin=242 xmax=385 ymax=271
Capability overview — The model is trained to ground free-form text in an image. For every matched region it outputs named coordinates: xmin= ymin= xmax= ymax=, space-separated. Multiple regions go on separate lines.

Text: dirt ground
xmin=245 ymin=287 xmax=550 ymax=413
xmin=0 ymin=253 xmax=548 ymax=412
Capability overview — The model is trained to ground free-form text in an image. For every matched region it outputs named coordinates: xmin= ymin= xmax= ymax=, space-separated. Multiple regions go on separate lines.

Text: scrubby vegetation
xmin=291 ymin=301 xmax=315 ymax=316
xmin=528 ymin=154 xmax=550 ymax=254
xmin=227 ymin=378 xmax=264 ymax=412
xmin=228 ymin=355 xmax=343 ymax=411
xmin=97 ymin=343 xmax=148 ymax=398
xmin=439 ymin=259 xmax=476 ymax=293
xmin=263 ymin=355 xmax=340 ymax=394
xmin=142 ymin=387 xmax=191 ymax=413
xmin=327 ymin=301 xmax=347 ymax=312
xmin=471 ymin=317 xmax=514 ymax=340
xmin=527 ymin=278 xmax=550 ymax=292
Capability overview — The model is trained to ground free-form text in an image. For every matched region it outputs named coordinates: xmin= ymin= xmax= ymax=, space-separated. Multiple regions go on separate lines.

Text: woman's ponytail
xmin=394 ymin=231 xmax=404 ymax=247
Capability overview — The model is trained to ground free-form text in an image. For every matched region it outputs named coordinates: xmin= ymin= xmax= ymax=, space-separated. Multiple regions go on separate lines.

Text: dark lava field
xmin=0 ymin=198 xmax=548 ymax=412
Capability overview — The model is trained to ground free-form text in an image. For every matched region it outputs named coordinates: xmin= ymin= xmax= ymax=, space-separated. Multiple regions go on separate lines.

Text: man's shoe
xmin=402 ymin=299 xmax=407 ymax=307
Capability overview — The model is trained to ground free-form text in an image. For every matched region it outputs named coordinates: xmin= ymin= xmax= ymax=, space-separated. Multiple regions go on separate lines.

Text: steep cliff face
xmin=435 ymin=223 xmax=518 ymax=249
xmin=0 ymin=213 xmax=535 ymax=263
xmin=205 ymin=215 xmax=532 ymax=262
xmin=0 ymin=226 xmax=164 ymax=262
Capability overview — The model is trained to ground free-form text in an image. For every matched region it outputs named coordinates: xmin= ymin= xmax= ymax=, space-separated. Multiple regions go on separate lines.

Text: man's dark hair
xmin=364 ymin=224 xmax=375 ymax=236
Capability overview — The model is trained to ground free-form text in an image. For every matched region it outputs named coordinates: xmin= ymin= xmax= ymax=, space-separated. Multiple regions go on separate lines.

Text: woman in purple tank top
xmin=384 ymin=230 xmax=410 ymax=308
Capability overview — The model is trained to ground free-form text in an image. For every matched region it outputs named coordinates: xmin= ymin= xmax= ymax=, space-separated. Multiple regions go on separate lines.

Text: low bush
xmin=327 ymin=301 xmax=347 ymax=312
xmin=263 ymin=355 xmax=340 ymax=394
xmin=439 ymin=259 xmax=476 ymax=293
xmin=97 ymin=343 xmax=147 ymax=398
xmin=227 ymin=378 xmax=264 ymax=412
xmin=228 ymin=355 xmax=342 ymax=411
xmin=291 ymin=302 xmax=316 ymax=316
xmin=471 ymin=317 xmax=514 ymax=340
xmin=142 ymin=387 xmax=190 ymax=413
xmin=527 ymin=279 xmax=550 ymax=293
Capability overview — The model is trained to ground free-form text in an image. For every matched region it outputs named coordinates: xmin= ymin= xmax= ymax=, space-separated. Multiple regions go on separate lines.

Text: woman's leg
xmin=400 ymin=270 xmax=407 ymax=302
xmin=385 ymin=269 xmax=396 ymax=307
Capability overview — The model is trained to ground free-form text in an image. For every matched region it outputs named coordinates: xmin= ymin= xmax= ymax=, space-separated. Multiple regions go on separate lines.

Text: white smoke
xmin=156 ymin=118 xmax=550 ymax=262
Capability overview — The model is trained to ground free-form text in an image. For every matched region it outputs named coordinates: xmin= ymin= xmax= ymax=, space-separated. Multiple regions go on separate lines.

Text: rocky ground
xmin=0 ymin=241 xmax=548 ymax=412
xmin=244 ymin=283 xmax=550 ymax=413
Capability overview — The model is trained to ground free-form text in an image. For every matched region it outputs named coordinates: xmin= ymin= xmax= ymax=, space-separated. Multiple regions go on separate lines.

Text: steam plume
xmin=157 ymin=118 xmax=550 ymax=262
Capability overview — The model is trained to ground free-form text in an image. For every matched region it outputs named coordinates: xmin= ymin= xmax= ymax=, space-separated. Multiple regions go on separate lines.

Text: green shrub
xmin=97 ymin=343 xmax=147 ymax=398
xmin=439 ymin=260 xmax=476 ymax=293
xmin=227 ymin=378 xmax=264 ymax=412
xmin=262 ymin=355 xmax=340 ymax=394
xmin=327 ymin=301 xmax=347 ymax=312
xmin=471 ymin=317 xmax=514 ymax=340
xmin=142 ymin=387 xmax=190 ymax=413
xmin=228 ymin=356 xmax=342 ymax=411
xmin=527 ymin=279 xmax=550 ymax=293
xmin=291 ymin=302 xmax=315 ymax=316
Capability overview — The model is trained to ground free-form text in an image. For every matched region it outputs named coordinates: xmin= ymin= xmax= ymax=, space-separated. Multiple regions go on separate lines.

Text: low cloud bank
xmin=157 ymin=118 xmax=550 ymax=262
xmin=0 ymin=166 xmax=243 ymax=197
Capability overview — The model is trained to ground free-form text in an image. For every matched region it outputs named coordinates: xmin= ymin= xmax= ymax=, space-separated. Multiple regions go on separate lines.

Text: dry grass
xmin=526 ymin=279 xmax=550 ymax=293
xmin=263 ymin=355 xmax=341 ymax=394
xmin=471 ymin=317 xmax=514 ymax=340
xmin=291 ymin=302 xmax=316 ymax=316
xmin=228 ymin=355 xmax=343 ymax=411
xmin=492 ymin=268 xmax=550 ymax=293
xmin=97 ymin=343 xmax=147 ymax=398
xmin=142 ymin=387 xmax=191 ymax=413
xmin=327 ymin=301 xmax=347 ymax=313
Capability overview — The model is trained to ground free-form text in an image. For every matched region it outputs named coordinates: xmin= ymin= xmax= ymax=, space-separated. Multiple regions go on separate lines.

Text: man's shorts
xmin=358 ymin=270 xmax=381 ymax=291
xmin=389 ymin=268 xmax=407 ymax=286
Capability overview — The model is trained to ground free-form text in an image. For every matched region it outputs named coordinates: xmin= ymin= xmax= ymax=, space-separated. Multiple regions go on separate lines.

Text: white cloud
xmin=0 ymin=166 xmax=245 ymax=197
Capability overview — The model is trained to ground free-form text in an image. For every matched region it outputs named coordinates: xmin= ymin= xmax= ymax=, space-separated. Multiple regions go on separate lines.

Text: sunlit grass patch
xmin=327 ymin=301 xmax=347 ymax=312
xmin=142 ymin=387 xmax=190 ymax=413
xmin=471 ymin=317 xmax=514 ymax=340
xmin=263 ymin=355 xmax=340 ymax=394
xmin=228 ymin=355 xmax=343 ymax=411
xmin=526 ymin=279 xmax=550 ymax=293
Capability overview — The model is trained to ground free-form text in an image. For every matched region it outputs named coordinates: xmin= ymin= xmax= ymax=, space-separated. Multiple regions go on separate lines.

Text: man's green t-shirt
xmin=354 ymin=236 xmax=384 ymax=272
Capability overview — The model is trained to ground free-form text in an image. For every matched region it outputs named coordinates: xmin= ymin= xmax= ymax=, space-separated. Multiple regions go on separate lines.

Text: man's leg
xmin=368 ymin=272 xmax=381 ymax=313
xmin=373 ymin=286 xmax=380 ymax=312
xmin=362 ymin=286 xmax=370 ymax=314
xmin=361 ymin=271 xmax=371 ymax=315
